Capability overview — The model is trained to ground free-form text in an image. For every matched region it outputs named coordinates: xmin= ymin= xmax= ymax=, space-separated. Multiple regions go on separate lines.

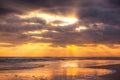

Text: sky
xmin=0 ymin=0 xmax=120 ymax=57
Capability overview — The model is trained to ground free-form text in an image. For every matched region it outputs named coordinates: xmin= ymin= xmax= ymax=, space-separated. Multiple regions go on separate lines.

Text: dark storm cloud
xmin=0 ymin=0 xmax=120 ymax=47
xmin=78 ymin=7 xmax=120 ymax=26
xmin=0 ymin=15 xmax=46 ymax=33
xmin=0 ymin=7 xmax=15 ymax=15
xmin=0 ymin=5 xmax=21 ymax=16
xmin=0 ymin=24 xmax=43 ymax=33
xmin=0 ymin=32 xmax=35 ymax=46
xmin=0 ymin=0 xmax=102 ymax=15
xmin=35 ymin=26 xmax=120 ymax=47
xmin=108 ymin=0 xmax=120 ymax=7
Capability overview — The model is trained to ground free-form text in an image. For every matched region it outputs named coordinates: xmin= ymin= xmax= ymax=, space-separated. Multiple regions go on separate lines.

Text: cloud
xmin=0 ymin=43 xmax=15 ymax=47
xmin=0 ymin=6 xmax=20 ymax=17
xmin=36 ymin=26 xmax=120 ymax=47
xmin=0 ymin=0 xmax=119 ymax=47
xmin=108 ymin=0 xmax=120 ymax=7
xmin=78 ymin=7 xmax=120 ymax=26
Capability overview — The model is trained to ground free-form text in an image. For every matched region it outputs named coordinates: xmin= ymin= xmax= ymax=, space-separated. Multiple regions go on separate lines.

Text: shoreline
xmin=88 ymin=64 xmax=120 ymax=80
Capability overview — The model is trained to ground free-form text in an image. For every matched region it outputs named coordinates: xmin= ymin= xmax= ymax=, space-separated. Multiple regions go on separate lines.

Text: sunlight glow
xmin=18 ymin=11 xmax=78 ymax=27
xmin=61 ymin=62 xmax=78 ymax=68
xmin=23 ymin=30 xmax=48 ymax=35
xmin=67 ymin=45 xmax=78 ymax=51
xmin=75 ymin=26 xmax=88 ymax=31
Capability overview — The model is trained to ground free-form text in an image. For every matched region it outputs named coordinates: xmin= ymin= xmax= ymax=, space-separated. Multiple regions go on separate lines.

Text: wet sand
xmin=0 ymin=58 xmax=120 ymax=80
xmin=89 ymin=64 xmax=120 ymax=80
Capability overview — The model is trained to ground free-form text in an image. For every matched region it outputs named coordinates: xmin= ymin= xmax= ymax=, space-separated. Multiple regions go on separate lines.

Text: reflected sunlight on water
xmin=0 ymin=60 xmax=120 ymax=80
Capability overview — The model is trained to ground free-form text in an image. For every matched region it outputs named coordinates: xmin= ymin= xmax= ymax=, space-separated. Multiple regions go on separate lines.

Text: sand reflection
xmin=0 ymin=60 xmax=119 ymax=80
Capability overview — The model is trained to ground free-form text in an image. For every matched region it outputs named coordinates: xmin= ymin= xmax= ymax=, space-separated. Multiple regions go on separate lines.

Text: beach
xmin=89 ymin=64 xmax=120 ymax=80
xmin=0 ymin=58 xmax=120 ymax=80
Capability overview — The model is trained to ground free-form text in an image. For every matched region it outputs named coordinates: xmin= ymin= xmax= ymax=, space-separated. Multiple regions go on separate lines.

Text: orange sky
xmin=0 ymin=43 xmax=120 ymax=57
